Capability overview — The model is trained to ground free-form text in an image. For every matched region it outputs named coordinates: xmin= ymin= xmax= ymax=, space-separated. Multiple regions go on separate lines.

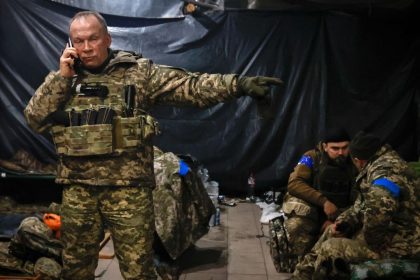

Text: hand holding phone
xmin=59 ymin=38 xmax=80 ymax=77
xmin=67 ymin=37 xmax=81 ymax=72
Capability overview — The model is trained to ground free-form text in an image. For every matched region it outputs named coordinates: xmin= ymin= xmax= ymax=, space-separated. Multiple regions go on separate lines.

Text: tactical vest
xmin=51 ymin=72 xmax=159 ymax=157
xmin=313 ymin=151 xmax=355 ymax=208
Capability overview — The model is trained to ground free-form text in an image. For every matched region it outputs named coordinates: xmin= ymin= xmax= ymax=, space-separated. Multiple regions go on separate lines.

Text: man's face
xmin=351 ymin=157 xmax=364 ymax=171
xmin=323 ymin=141 xmax=350 ymax=165
xmin=69 ymin=15 xmax=111 ymax=69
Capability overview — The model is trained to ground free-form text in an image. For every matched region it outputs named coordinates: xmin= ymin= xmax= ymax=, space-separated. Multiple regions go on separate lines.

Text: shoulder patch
xmin=372 ymin=178 xmax=400 ymax=198
xmin=179 ymin=160 xmax=189 ymax=176
xmin=297 ymin=155 xmax=313 ymax=169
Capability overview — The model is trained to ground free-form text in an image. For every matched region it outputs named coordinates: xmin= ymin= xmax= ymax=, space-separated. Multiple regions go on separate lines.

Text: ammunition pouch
xmin=51 ymin=124 xmax=113 ymax=156
xmin=51 ymin=114 xmax=159 ymax=157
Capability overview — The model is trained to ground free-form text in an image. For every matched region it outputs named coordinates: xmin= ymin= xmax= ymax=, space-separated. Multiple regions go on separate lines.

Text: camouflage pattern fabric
xmin=292 ymin=225 xmax=380 ymax=280
xmin=286 ymin=145 xmax=357 ymax=208
xmin=336 ymin=145 xmax=420 ymax=257
xmin=24 ymin=49 xmax=243 ymax=279
xmin=24 ymin=50 xmax=240 ymax=187
xmin=282 ymin=195 xmax=320 ymax=255
xmin=292 ymin=145 xmax=420 ymax=280
xmin=0 ymin=232 xmax=61 ymax=279
xmin=61 ymin=184 xmax=156 ymax=280
xmin=34 ymin=257 xmax=61 ymax=280
xmin=278 ymin=145 xmax=356 ymax=272
xmin=268 ymin=215 xmax=299 ymax=273
xmin=153 ymin=147 xmax=215 ymax=260
xmin=0 ymin=149 xmax=56 ymax=174
xmin=9 ymin=217 xmax=63 ymax=263
xmin=350 ymin=259 xmax=420 ymax=279
xmin=0 ymin=242 xmax=34 ymax=275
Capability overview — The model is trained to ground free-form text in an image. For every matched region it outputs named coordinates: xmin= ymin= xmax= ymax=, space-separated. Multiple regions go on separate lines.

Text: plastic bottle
xmin=247 ymin=172 xmax=256 ymax=202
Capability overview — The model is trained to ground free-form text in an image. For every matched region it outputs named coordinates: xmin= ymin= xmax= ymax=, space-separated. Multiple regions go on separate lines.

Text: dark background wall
xmin=0 ymin=0 xmax=419 ymax=194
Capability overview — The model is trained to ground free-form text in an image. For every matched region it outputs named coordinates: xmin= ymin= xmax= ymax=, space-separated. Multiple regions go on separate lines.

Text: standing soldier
xmin=24 ymin=11 xmax=282 ymax=280
xmin=292 ymin=131 xmax=420 ymax=279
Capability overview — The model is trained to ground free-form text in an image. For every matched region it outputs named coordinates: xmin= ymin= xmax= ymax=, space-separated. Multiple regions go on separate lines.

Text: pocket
xmin=113 ymin=116 xmax=142 ymax=151
xmin=52 ymin=124 xmax=113 ymax=156
xmin=282 ymin=197 xmax=319 ymax=220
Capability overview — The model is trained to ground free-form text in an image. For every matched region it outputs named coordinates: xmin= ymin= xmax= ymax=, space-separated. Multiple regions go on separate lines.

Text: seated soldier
xmin=280 ymin=128 xmax=357 ymax=270
xmin=291 ymin=131 xmax=420 ymax=280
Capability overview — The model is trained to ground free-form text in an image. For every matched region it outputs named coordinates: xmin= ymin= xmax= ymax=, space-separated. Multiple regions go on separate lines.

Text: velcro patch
xmin=372 ymin=177 xmax=400 ymax=198
xmin=297 ymin=155 xmax=313 ymax=169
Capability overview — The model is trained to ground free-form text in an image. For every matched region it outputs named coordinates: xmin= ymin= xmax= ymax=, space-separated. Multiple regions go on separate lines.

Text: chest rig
xmin=313 ymin=151 xmax=354 ymax=208
xmin=51 ymin=72 xmax=159 ymax=157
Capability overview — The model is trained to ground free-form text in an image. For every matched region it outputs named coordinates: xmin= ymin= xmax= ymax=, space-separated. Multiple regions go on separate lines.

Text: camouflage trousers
xmin=61 ymin=184 xmax=157 ymax=280
xmin=282 ymin=195 xmax=321 ymax=259
xmin=284 ymin=215 xmax=319 ymax=258
xmin=292 ymin=226 xmax=380 ymax=280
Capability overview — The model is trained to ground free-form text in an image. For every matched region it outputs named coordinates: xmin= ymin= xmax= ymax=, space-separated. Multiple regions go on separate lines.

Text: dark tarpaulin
xmin=0 ymin=0 xmax=419 ymax=194
xmin=50 ymin=0 xmax=185 ymax=18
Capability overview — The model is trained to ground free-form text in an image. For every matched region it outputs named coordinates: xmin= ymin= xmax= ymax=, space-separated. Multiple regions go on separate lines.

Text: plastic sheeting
xmin=0 ymin=0 xmax=419 ymax=193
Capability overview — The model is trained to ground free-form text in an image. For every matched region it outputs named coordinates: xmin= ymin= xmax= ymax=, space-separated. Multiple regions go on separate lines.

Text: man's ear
xmin=322 ymin=142 xmax=327 ymax=152
xmin=106 ymin=32 xmax=112 ymax=47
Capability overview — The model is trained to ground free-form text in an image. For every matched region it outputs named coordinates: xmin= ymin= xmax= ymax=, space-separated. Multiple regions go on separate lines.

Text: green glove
xmin=238 ymin=76 xmax=283 ymax=99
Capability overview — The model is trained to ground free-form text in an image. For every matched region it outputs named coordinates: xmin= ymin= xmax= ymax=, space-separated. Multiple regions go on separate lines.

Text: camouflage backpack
xmin=8 ymin=216 xmax=63 ymax=263
xmin=268 ymin=215 xmax=299 ymax=273
xmin=0 ymin=217 xmax=62 ymax=279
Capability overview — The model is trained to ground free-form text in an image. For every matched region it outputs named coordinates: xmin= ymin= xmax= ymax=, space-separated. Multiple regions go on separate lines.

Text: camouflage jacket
xmin=153 ymin=147 xmax=214 ymax=259
xmin=337 ymin=145 xmax=420 ymax=258
xmin=24 ymin=50 xmax=240 ymax=187
xmin=287 ymin=143 xmax=356 ymax=208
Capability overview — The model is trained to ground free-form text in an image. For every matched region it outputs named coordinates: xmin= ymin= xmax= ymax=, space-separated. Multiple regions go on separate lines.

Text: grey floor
xmin=95 ymin=202 xmax=292 ymax=280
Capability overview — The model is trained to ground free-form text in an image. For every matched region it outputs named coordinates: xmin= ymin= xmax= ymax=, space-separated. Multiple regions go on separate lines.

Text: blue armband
xmin=372 ymin=178 xmax=400 ymax=198
xmin=297 ymin=155 xmax=313 ymax=169
xmin=179 ymin=160 xmax=189 ymax=176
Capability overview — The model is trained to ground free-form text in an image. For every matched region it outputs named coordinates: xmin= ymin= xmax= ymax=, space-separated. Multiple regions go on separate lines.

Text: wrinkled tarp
xmin=51 ymin=0 xmax=185 ymax=18
xmin=0 ymin=0 xmax=419 ymax=193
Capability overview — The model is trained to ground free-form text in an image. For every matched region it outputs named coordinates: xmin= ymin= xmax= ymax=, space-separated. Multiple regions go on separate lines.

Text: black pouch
xmin=96 ymin=108 xmax=115 ymax=124
xmin=70 ymin=110 xmax=80 ymax=126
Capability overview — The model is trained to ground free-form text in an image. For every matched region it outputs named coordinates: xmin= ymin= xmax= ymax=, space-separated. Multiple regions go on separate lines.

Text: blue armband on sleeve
xmin=179 ymin=160 xmax=189 ymax=176
xmin=297 ymin=155 xmax=313 ymax=169
xmin=372 ymin=178 xmax=400 ymax=198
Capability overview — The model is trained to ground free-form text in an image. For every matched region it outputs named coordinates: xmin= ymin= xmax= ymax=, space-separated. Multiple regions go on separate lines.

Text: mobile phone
xmin=68 ymin=37 xmax=81 ymax=72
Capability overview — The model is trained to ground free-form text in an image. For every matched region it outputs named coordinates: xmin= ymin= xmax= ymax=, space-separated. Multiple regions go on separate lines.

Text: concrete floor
xmin=95 ymin=202 xmax=292 ymax=280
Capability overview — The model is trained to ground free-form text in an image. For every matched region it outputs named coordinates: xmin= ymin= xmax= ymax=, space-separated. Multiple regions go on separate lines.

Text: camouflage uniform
xmin=292 ymin=144 xmax=420 ymax=279
xmin=280 ymin=144 xmax=356 ymax=267
xmin=153 ymin=147 xmax=214 ymax=260
xmin=24 ymin=50 xmax=241 ymax=280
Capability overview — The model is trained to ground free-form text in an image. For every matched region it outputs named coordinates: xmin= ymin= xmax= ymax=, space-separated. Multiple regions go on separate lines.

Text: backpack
xmin=8 ymin=217 xmax=63 ymax=263
xmin=268 ymin=215 xmax=299 ymax=273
